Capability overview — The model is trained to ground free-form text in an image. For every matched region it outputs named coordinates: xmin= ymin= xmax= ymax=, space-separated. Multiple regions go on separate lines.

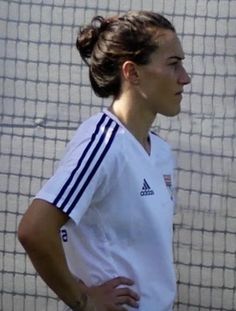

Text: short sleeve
xmin=35 ymin=113 xmax=120 ymax=224
xmin=36 ymin=138 xmax=105 ymax=224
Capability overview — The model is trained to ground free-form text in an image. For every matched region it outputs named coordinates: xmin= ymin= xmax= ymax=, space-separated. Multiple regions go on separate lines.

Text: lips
xmin=175 ymin=91 xmax=183 ymax=95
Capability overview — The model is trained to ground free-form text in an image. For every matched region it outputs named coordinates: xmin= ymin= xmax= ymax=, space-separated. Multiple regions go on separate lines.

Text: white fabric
xmin=36 ymin=110 xmax=176 ymax=311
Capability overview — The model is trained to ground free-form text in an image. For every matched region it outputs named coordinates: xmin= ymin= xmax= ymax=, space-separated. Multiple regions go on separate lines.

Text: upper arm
xmin=18 ymin=199 xmax=69 ymax=245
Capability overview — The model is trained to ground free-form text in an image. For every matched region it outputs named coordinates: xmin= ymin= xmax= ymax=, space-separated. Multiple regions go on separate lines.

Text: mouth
xmin=175 ymin=91 xmax=183 ymax=96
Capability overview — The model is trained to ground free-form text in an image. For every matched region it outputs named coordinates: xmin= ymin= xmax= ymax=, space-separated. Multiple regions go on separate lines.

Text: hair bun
xmin=76 ymin=16 xmax=110 ymax=63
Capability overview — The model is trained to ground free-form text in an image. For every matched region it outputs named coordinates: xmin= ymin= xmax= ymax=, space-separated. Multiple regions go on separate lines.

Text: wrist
xmin=68 ymin=292 xmax=88 ymax=311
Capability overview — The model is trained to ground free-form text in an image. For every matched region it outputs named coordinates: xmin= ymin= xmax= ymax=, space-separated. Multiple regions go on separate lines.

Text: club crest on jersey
xmin=163 ymin=174 xmax=173 ymax=200
xmin=140 ymin=179 xmax=154 ymax=196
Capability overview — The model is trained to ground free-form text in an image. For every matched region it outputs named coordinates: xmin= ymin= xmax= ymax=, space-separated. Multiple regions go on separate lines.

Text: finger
xmin=115 ymin=287 xmax=140 ymax=301
xmin=105 ymin=276 xmax=134 ymax=288
xmin=116 ymin=295 xmax=139 ymax=308
xmin=113 ymin=306 xmax=128 ymax=311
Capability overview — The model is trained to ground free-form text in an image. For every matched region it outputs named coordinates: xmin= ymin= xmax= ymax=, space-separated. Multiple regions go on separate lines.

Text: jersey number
xmin=61 ymin=229 xmax=68 ymax=242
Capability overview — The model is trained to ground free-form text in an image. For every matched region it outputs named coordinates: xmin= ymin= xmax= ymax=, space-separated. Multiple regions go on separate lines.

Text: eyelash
xmin=170 ymin=62 xmax=182 ymax=70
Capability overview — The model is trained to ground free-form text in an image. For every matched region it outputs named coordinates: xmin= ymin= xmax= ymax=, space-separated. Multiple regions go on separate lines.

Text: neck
xmin=108 ymin=94 xmax=156 ymax=153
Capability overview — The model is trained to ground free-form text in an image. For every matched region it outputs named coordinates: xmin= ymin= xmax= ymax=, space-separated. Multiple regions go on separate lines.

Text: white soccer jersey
xmin=36 ymin=110 xmax=176 ymax=311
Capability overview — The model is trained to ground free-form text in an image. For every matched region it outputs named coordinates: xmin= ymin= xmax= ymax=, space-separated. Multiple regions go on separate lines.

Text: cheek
xmin=141 ymin=68 xmax=175 ymax=98
xmin=152 ymin=68 xmax=174 ymax=86
xmin=160 ymin=71 xmax=177 ymax=93
xmin=154 ymin=76 xmax=172 ymax=96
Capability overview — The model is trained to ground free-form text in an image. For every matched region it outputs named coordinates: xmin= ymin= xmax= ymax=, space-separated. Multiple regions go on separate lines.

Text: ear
xmin=121 ymin=61 xmax=139 ymax=85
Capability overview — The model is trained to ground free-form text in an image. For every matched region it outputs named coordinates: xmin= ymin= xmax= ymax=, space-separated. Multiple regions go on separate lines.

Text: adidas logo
xmin=140 ymin=179 xmax=154 ymax=196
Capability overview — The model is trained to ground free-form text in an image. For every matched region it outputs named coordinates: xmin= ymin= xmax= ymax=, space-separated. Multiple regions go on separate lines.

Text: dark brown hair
xmin=76 ymin=11 xmax=175 ymax=98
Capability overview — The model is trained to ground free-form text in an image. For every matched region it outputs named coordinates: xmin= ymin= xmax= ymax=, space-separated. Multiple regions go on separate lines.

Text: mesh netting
xmin=1 ymin=1 xmax=236 ymax=310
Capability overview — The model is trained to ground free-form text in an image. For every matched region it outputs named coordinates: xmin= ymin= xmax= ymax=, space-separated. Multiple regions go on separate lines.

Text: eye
xmin=169 ymin=61 xmax=182 ymax=70
xmin=169 ymin=62 xmax=178 ymax=67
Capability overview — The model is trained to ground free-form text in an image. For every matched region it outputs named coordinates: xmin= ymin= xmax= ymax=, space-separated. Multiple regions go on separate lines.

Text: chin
xmin=154 ymin=99 xmax=181 ymax=117
xmin=160 ymin=108 xmax=181 ymax=117
xmin=170 ymin=108 xmax=181 ymax=116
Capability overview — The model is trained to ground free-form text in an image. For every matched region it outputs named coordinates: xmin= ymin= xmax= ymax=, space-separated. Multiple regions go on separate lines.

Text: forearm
xmin=18 ymin=200 xmax=139 ymax=311
xmin=18 ymin=200 xmax=89 ymax=310
xmin=22 ymin=231 xmax=87 ymax=309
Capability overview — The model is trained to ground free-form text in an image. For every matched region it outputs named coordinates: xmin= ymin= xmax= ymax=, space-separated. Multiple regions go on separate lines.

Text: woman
xmin=18 ymin=11 xmax=191 ymax=311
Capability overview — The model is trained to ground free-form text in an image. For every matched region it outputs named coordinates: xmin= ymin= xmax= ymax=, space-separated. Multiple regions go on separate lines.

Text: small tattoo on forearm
xmin=69 ymin=293 xmax=88 ymax=311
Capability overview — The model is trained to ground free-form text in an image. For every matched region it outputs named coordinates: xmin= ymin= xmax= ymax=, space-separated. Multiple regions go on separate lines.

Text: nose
xmin=178 ymin=66 xmax=191 ymax=85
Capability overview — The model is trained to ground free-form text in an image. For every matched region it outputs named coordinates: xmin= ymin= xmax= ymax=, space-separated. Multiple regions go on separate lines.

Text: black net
xmin=1 ymin=1 xmax=235 ymax=310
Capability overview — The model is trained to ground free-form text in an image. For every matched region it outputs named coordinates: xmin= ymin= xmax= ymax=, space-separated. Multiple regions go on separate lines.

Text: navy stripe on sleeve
xmin=59 ymin=117 xmax=113 ymax=210
xmin=66 ymin=123 xmax=119 ymax=215
xmin=53 ymin=113 xmax=119 ymax=215
xmin=53 ymin=113 xmax=107 ymax=206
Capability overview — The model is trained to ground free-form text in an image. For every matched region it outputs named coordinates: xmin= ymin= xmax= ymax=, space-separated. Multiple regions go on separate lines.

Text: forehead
xmin=152 ymin=30 xmax=184 ymax=60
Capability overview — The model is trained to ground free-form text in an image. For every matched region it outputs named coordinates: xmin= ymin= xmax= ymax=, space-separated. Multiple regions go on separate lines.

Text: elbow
xmin=18 ymin=217 xmax=38 ymax=251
